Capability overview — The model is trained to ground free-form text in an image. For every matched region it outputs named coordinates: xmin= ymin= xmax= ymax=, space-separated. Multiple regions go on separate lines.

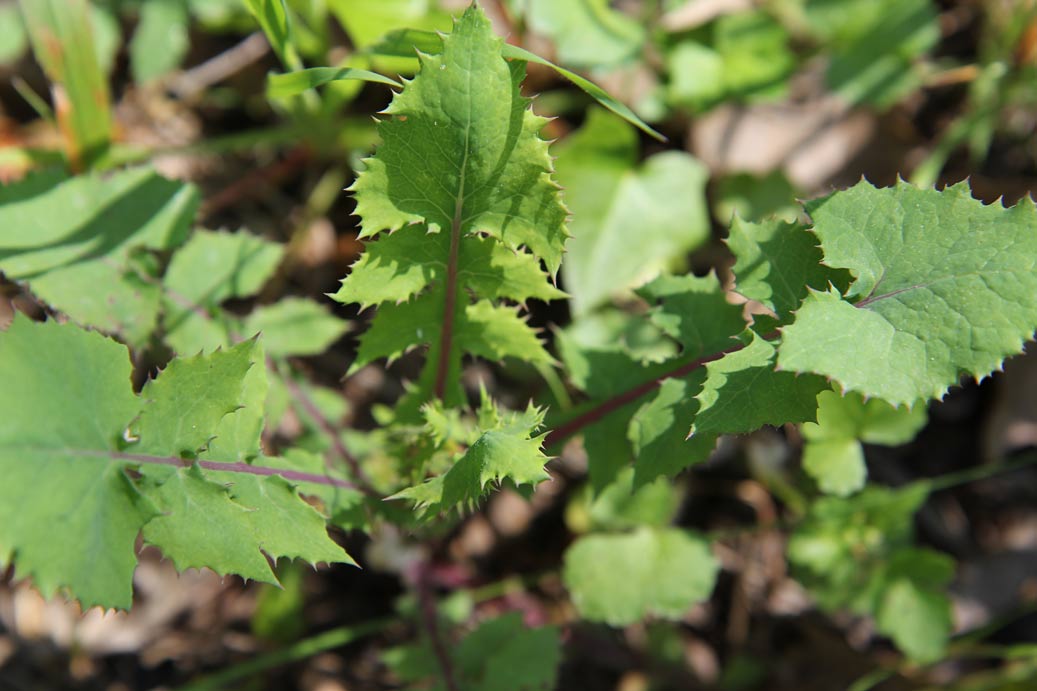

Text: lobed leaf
xmin=0 ymin=317 xmax=351 ymax=609
xmin=779 ymin=180 xmax=1037 ymax=406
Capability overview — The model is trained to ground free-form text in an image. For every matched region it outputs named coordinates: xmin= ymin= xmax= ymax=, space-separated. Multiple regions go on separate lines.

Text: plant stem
xmin=91 ymin=450 xmax=363 ymax=491
xmin=434 ymin=187 xmax=465 ymax=401
xmin=273 ymin=359 xmax=379 ymax=497
xmin=415 ymin=560 xmax=461 ymax=691
xmin=543 ymin=342 xmax=746 ymax=449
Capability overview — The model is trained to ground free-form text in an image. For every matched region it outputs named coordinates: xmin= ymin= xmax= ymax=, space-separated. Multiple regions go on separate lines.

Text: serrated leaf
xmin=563 ymin=527 xmax=718 ymax=626
xmin=556 ymin=109 xmax=709 ymax=315
xmin=691 ymin=332 xmax=827 ymax=437
xmin=778 ymin=181 xmax=1037 ymax=406
xmin=802 ymin=389 xmax=927 ymax=496
xmin=337 ymin=6 xmax=564 ymax=405
xmin=202 ymin=341 xmax=269 ymax=462
xmin=334 ymin=226 xmax=564 ymax=309
xmin=629 ymin=374 xmax=717 ymax=487
xmin=637 ymin=273 xmax=746 ymax=358
xmin=0 ymin=167 xmax=198 ymax=346
xmin=392 ymin=398 xmax=549 ymax=515
xmin=0 ymin=316 xmax=157 ymax=609
xmin=137 ymin=340 xmax=257 ymax=456
xmin=727 ymin=216 xmax=849 ymax=321
xmin=242 ymin=298 xmax=349 ymax=357
xmin=0 ymin=317 xmax=351 ymax=609
xmin=349 ymin=6 xmax=568 ymax=271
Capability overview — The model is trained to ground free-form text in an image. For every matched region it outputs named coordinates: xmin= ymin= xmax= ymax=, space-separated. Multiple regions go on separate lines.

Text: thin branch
xmin=274 ymin=358 xmax=380 ymax=497
xmin=84 ymin=450 xmax=363 ymax=490
xmin=543 ymin=330 xmax=780 ymax=449
xmin=169 ymin=32 xmax=271 ymax=100
xmin=415 ymin=561 xmax=461 ymax=691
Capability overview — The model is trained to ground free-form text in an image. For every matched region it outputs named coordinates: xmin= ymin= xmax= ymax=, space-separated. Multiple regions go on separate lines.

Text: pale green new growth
xmin=779 ymin=180 xmax=1037 ymax=406
xmin=564 ymin=527 xmax=718 ymax=625
xmin=392 ymin=393 xmax=550 ymax=515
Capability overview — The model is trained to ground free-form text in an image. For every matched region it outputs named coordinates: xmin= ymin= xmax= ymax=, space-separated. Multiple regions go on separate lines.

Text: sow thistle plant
xmin=2 ymin=1 xmax=1037 ymax=685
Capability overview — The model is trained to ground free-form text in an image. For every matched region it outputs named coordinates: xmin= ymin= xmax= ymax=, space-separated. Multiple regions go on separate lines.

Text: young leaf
xmin=778 ymin=181 xmax=1037 ymax=406
xmin=334 ymin=5 xmax=566 ymax=403
xmin=802 ymin=389 xmax=928 ymax=496
xmin=563 ymin=527 xmax=718 ymax=626
xmin=555 ymin=108 xmax=709 ymax=315
xmin=391 ymin=394 xmax=550 ymax=515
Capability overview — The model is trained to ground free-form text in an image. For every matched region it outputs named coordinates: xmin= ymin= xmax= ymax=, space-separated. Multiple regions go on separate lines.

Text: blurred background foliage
xmin=1 ymin=0 xmax=1037 ymax=690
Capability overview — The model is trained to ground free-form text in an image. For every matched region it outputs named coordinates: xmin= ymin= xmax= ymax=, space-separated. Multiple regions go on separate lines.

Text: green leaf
xmin=329 ymin=0 xmax=452 ymax=50
xmin=637 ymin=273 xmax=747 ymax=358
xmin=564 ymin=527 xmax=718 ymax=626
xmin=203 ymin=341 xmax=269 ymax=462
xmin=334 ymin=226 xmax=565 ymax=310
xmin=242 ymin=298 xmax=349 ymax=357
xmin=136 ymin=340 xmax=258 ymax=457
xmin=131 ymin=0 xmax=190 ymax=83
xmin=524 ymin=0 xmax=645 ymax=69
xmin=727 ymin=216 xmax=849 ymax=321
xmin=349 ymin=7 xmax=568 ymax=271
xmin=714 ymin=171 xmax=799 ymax=225
xmin=337 ymin=6 xmax=563 ymax=405
xmin=387 ymin=613 xmax=561 ymax=691
xmin=570 ymin=467 xmax=681 ymax=533
xmin=364 ymin=29 xmax=665 ymax=140
xmin=778 ymin=181 xmax=1037 ymax=406
xmin=392 ymin=396 xmax=550 ymax=515
xmin=452 ymin=613 xmax=560 ymax=691
xmin=788 ymin=483 xmax=932 ymax=615
xmin=266 ymin=66 xmax=402 ymax=99
xmin=0 ymin=316 xmax=351 ymax=609
xmin=667 ymin=11 xmax=795 ymax=110
xmin=0 ymin=167 xmax=199 ymax=347
xmin=692 ymin=332 xmax=828 ymax=437
xmin=629 ymin=374 xmax=717 ymax=487
xmin=874 ymin=549 xmax=954 ymax=663
xmin=555 ymin=108 xmax=709 ymax=314
xmin=802 ymin=389 xmax=928 ymax=496
xmin=0 ymin=316 xmax=157 ymax=609
xmin=163 ymin=229 xmax=284 ymax=354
